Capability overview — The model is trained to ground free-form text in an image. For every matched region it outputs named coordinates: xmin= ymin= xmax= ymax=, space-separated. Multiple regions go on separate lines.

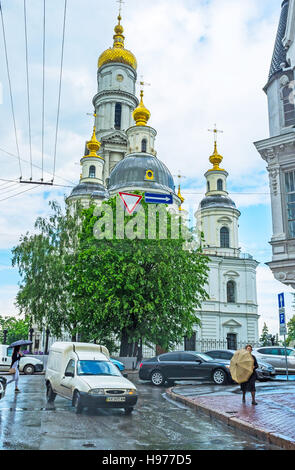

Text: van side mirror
xmin=65 ymin=371 xmax=74 ymax=378
xmin=123 ymin=373 xmax=128 ymax=378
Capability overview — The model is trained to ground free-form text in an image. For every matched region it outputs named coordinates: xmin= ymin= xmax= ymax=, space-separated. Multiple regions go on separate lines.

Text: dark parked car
xmin=139 ymin=351 xmax=232 ymax=386
xmin=206 ymin=350 xmax=276 ymax=381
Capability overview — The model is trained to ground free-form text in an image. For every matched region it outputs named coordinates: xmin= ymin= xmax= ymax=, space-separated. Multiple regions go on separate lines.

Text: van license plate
xmin=106 ymin=397 xmax=126 ymax=402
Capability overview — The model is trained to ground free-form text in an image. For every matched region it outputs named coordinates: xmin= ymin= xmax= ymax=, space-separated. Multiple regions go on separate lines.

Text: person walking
xmin=241 ymin=344 xmax=258 ymax=405
xmin=6 ymin=345 xmax=23 ymax=393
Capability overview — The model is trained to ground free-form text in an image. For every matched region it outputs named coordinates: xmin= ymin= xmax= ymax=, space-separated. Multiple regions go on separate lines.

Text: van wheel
xmin=46 ymin=383 xmax=56 ymax=402
xmin=23 ymin=364 xmax=35 ymax=375
xmin=124 ymin=407 xmax=134 ymax=415
xmin=73 ymin=391 xmax=83 ymax=414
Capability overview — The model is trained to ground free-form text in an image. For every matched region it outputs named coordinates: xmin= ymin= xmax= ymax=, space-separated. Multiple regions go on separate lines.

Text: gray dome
xmin=69 ymin=182 xmax=109 ymax=200
xmin=107 ymin=154 xmax=175 ymax=193
xmin=200 ymin=194 xmax=236 ymax=209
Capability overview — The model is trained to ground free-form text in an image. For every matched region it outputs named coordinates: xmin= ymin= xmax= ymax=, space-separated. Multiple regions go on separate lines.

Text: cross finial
xmin=117 ymin=0 xmax=125 ymax=16
xmin=208 ymin=124 xmax=223 ymax=144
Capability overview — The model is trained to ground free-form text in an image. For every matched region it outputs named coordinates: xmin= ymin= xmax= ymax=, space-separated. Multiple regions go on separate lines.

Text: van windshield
xmin=77 ymin=360 xmax=121 ymax=377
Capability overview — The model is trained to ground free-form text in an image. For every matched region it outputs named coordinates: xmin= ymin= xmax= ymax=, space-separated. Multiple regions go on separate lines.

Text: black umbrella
xmin=8 ymin=339 xmax=33 ymax=348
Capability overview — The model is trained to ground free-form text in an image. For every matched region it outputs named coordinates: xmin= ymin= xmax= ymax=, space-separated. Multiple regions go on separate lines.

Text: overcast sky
xmin=0 ymin=0 xmax=294 ymax=336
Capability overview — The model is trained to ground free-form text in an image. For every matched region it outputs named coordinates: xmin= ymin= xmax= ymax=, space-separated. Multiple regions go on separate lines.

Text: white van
xmin=0 ymin=344 xmax=44 ymax=375
xmin=45 ymin=342 xmax=138 ymax=414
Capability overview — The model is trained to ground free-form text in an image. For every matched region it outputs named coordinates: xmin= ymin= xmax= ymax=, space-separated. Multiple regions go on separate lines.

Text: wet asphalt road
xmin=0 ymin=374 xmax=281 ymax=450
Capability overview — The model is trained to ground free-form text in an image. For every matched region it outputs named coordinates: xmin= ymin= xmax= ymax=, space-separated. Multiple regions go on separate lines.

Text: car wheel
xmin=124 ymin=407 xmax=134 ymax=415
xmin=23 ymin=364 xmax=35 ymax=375
xmin=46 ymin=382 xmax=56 ymax=403
xmin=150 ymin=370 xmax=165 ymax=387
xmin=73 ymin=391 xmax=83 ymax=414
xmin=212 ymin=369 xmax=227 ymax=385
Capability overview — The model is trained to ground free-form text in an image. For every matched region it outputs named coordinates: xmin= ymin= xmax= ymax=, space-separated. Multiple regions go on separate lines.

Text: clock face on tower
xmin=116 ymin=74 xmax=124 ymax=82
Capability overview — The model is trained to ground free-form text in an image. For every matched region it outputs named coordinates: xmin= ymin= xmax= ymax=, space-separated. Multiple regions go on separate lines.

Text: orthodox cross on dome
xmin=117 ymin=0 xmax=125 ymax=16
xmin=207 ymin=125 xmax=225 ymax=171
xmin=208 ymin=124 xmax=223 ymax=144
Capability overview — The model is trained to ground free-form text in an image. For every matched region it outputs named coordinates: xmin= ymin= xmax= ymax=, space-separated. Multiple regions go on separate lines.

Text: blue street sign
xmin=278 ymin=293 xmax=285 ymax=309
xmin=280 ymin=312 xmax=286 ymax=325
xmin=145 ymin=193 xmax=173 ymax=204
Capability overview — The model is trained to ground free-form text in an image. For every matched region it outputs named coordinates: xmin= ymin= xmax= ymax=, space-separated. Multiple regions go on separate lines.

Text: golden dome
xmin=98 ymin=15 xmax=137 ymax=70
xmin=83 ymin=126 xmax=103 ymax=159
xmin=132 ymin=90 xmax=151 ymax=126
xmin=208 ymin=142 xmax=225 ymax=171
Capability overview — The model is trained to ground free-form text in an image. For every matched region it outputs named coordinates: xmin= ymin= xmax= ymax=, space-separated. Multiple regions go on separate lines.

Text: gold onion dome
xmin=83 ymin=127 xmax=102 ymax=158
xmin=132 ymin=90 xmax=151 ymax=126
xmin=208 ymin=142 xmax=225 ymax=171
xmin=98 ymin=15 xmax=137 ymax=70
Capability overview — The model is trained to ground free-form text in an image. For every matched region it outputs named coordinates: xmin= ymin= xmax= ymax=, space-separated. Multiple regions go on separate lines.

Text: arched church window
xmin=89 ymin=165 xmax=96 ymax=178
xmin=207 ymin=182 xmax=210 ymax=192
xmin=141 ymin=138 xmax=147 ymax=152
xmin=217 ymin=179 xmax=223 ymax=191
xmin=282 ymin=85 xmax=295 ymax=127
xmin=220 ymin=227 xmax=229 ymax=248
xmin=227 ymin=281 xmax=236 ymax=303
xmin=114 ymin=103 xmax=122 ymax=130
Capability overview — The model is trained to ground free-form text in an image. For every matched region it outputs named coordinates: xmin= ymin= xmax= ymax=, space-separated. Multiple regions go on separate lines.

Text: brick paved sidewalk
xmin=167 ymin=389 xmax=295 ymax=450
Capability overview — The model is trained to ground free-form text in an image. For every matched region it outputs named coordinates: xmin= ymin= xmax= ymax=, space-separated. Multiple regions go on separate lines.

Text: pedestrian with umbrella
xmin=6 ymin=340 xmax=32 ymax=393
xmin=230 ymin=344 xmax=259 ymax=405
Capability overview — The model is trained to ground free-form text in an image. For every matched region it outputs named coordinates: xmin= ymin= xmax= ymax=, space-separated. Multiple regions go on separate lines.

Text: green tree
xmin=0 ymin=315 xmax=30 ymax=345
xmin=260 ymin=323 xmax=270 ymax=346
xmin=12 ymin=201 xmax=83 ymax=341
xmin=286 ymin=315 xmax=295 ymax=346
xmin=68 ymin=195 xmax=210 ymax=357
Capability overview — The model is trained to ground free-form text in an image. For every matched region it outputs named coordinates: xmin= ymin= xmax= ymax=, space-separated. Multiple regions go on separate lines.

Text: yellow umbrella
xmin=230 ymin=349 xmax=254 ymax=384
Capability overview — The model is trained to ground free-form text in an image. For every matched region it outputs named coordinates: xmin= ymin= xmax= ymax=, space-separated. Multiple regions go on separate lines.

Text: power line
xmin=0 ymin=184 xmax=39 ymax=203
xmin=0 ymin=177 xmax=73 ymax=189
xmin=53 ymin=0 xmax=67 ymax=182
xmin=23 ymin=0 xmax=33 ymax=180
xmin=41 ymin=0 xmax=46 ymax=182
xmin=0 ymin=0 xmax=22 ymax=178
xmin=0 ymin=147 xmax=76 ymax=186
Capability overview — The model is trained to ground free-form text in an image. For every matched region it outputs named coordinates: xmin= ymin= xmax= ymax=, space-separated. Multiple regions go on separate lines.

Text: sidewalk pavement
xmin=167 ymin=385 xmax=295 ymax=450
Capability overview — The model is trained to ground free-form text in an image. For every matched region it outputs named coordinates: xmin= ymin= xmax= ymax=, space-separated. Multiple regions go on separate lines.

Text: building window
xmin=220 ymin=227 xmax=229 ymax=248
xmin=285 ymin=170 xmax=295 ymax=238
xmin=207 ymin=182 xmax=210 ymax=192
xmin=283 ymin=85 xmax=295 ymax=127
xmin=114 ymin=103 xmax=122 ymax=130
xmin=217 ymin=179 xmax=223 ymax=191
xmin=141 ymin=138 xmax=147 ymax=152
xmin=89 ymin=165 xmax=96 ymax=178
xmin=227 ymin=281 xmax=236 ymax=303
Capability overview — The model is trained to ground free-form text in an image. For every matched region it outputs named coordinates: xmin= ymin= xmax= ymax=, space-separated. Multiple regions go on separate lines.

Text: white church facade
xmin=39 ymin=11 xmax=260 ymax=354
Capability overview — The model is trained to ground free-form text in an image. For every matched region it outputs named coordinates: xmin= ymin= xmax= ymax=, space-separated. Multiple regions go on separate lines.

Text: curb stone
xmin=167 ymin=387 xmax=295 ymax=450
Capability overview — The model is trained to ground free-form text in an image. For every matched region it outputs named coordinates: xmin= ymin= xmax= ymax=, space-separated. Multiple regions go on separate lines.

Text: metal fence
xmin=141 ymin=339 xmax=260 ymax=359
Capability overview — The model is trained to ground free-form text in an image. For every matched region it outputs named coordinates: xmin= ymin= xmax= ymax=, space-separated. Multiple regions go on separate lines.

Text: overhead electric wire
xmin=0 ymin=147 xmax=76 ymax=186
xmin=0 ymin=184 xmax=27 ymax=197
xmin=23 ymin=0 xmax=33 ymax=180
xmin=0 ymin=0 xmax=22 ymax=178
xmin=0 ymin=184 xmax=39 ymax=203
xmin=52 ymin=0 xmax=67 ymax=181
xmin=41 ymin=0 xmax=46 ymax=181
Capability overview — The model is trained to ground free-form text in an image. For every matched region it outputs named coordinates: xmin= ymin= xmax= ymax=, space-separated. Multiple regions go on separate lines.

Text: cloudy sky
xmin=0 ymin=0 xmax=294 ymax=336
